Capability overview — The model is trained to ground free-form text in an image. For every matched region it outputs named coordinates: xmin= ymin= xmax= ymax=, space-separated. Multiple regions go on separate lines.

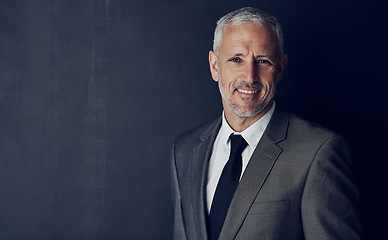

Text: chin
xmin=231 ymin=106 xmax=262 ymax=118
xmin=232 ymin=101 xmax=271 ymax=118
xmin=234 ymin=110 xmax=260 ymax=118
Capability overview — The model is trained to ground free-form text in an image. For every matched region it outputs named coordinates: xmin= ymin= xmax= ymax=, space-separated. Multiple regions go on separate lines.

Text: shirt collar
xmin=220 ymin=101 xmax=276 ymax=147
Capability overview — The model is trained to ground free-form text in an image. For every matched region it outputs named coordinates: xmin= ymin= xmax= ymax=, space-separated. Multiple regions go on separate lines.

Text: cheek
xmin=259 ymin=74 xmax=277 ymax=86
xmin=220 ymin=70 xmax=237 ymax=87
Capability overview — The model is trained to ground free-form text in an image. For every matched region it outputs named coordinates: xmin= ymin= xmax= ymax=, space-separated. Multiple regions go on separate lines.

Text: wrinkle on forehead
xmin=219 ymin=23 xmax=280 ymax=59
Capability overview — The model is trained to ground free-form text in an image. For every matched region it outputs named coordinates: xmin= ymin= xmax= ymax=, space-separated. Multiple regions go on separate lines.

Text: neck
xmin=224 ymin=101 xmax=273 ymax=132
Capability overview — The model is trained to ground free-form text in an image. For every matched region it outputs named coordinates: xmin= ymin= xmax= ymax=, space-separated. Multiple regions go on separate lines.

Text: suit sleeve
xmin=301 ymin=135 xmax=363 ymax=239
xmin=171 ymin=140 xmax=188 ymax=240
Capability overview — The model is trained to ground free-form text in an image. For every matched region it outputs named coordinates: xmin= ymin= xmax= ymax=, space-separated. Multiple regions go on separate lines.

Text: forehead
xmin=220 ymin=23 xmax=279 ymax=56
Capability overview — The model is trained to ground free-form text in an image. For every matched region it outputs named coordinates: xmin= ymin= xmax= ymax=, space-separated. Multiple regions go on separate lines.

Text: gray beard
xmin=218 ymin=79 xmax=275 ymax=118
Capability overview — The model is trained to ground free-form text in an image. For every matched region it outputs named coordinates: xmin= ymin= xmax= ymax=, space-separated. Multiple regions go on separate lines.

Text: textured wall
xmin=0 ymin=0 xmax=387 ymax=239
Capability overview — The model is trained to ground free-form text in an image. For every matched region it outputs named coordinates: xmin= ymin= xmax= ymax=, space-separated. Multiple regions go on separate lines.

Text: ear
xmin=275 ymin=54 xmax=288 ymax=84
xmin=209 ymin=50 xmax=219 ymax=82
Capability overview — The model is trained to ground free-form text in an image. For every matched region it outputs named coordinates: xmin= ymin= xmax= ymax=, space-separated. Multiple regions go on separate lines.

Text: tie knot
xmin=229 ymin=134 xmax=248 ymax=156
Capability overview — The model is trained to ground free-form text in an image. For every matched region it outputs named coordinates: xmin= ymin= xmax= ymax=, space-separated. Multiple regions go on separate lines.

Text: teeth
xmin=237 ymin=89 xmax=258 ymax=94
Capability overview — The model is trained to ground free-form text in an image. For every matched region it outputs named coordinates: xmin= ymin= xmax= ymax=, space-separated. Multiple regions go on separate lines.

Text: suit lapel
xmin=219 ymin=106 xmax=290 ymax=239
xmin=191 ymin=118 xmax=221 ymax=240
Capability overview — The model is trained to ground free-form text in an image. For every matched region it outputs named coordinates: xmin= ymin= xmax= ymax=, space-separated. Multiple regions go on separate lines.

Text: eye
xmin=228 ymin=57 xmax=242 ymax=63
xmin=258 ymin=59 xmax=272 ymax=65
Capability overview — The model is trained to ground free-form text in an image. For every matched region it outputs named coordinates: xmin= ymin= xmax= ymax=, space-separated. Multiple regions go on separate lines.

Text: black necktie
xmin=208 ymin=134 xmax=248 ymax=240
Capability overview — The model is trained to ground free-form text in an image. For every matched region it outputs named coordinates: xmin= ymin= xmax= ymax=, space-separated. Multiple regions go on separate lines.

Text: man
xmin=171 ymin=7 xmax=362 ymax=240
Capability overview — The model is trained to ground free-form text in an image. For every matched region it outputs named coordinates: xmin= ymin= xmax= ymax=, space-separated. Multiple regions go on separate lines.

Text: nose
xmin=245 ymin=59 xmax=258 ymax=83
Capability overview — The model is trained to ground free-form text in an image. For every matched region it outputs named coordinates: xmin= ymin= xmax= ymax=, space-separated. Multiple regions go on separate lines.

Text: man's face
xmin=209 ymin=23 xmax=287 ymax=118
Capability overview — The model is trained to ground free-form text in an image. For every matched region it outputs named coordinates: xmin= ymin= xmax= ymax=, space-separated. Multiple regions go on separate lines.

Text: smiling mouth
xmin=236 ymin=89 xmax=260 ymax=94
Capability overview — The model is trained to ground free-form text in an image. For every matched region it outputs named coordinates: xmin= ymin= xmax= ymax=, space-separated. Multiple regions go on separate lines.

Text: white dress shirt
xmin=206 ymin=102 xmax=276 ymax=213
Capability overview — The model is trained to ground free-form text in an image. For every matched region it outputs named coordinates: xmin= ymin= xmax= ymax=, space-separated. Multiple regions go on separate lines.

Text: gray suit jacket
xmin=171 ymin=106 xmax=363 ymax=240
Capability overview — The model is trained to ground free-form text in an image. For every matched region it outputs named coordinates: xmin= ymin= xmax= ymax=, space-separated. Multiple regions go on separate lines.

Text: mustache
xmin=234 ymin=82 xmax=263 ymax=90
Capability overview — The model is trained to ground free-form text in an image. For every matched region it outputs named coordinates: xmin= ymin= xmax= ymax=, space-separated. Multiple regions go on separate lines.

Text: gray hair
xmin=213 ymin=7 xmax=284 ymax=58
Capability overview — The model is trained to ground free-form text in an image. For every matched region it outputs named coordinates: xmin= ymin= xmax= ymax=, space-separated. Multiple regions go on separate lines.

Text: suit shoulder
xmin=278 ymin=113 xmax=351 ymax=165
xmin=288 ymin=113 xmax=345 ymax=143
xmin=174 ymin=117 xmax=221 ymax=146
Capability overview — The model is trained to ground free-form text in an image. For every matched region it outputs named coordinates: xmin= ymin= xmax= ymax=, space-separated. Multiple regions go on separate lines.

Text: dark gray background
xmin=1 ymin=0 xmax=387 ymax=239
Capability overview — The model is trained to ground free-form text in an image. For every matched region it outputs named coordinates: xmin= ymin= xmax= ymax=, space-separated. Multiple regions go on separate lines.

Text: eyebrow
xmin=255 ymin=55 xmax=270 ymax=58
xmin=230 ymin=53 xmax=272 ymax=59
